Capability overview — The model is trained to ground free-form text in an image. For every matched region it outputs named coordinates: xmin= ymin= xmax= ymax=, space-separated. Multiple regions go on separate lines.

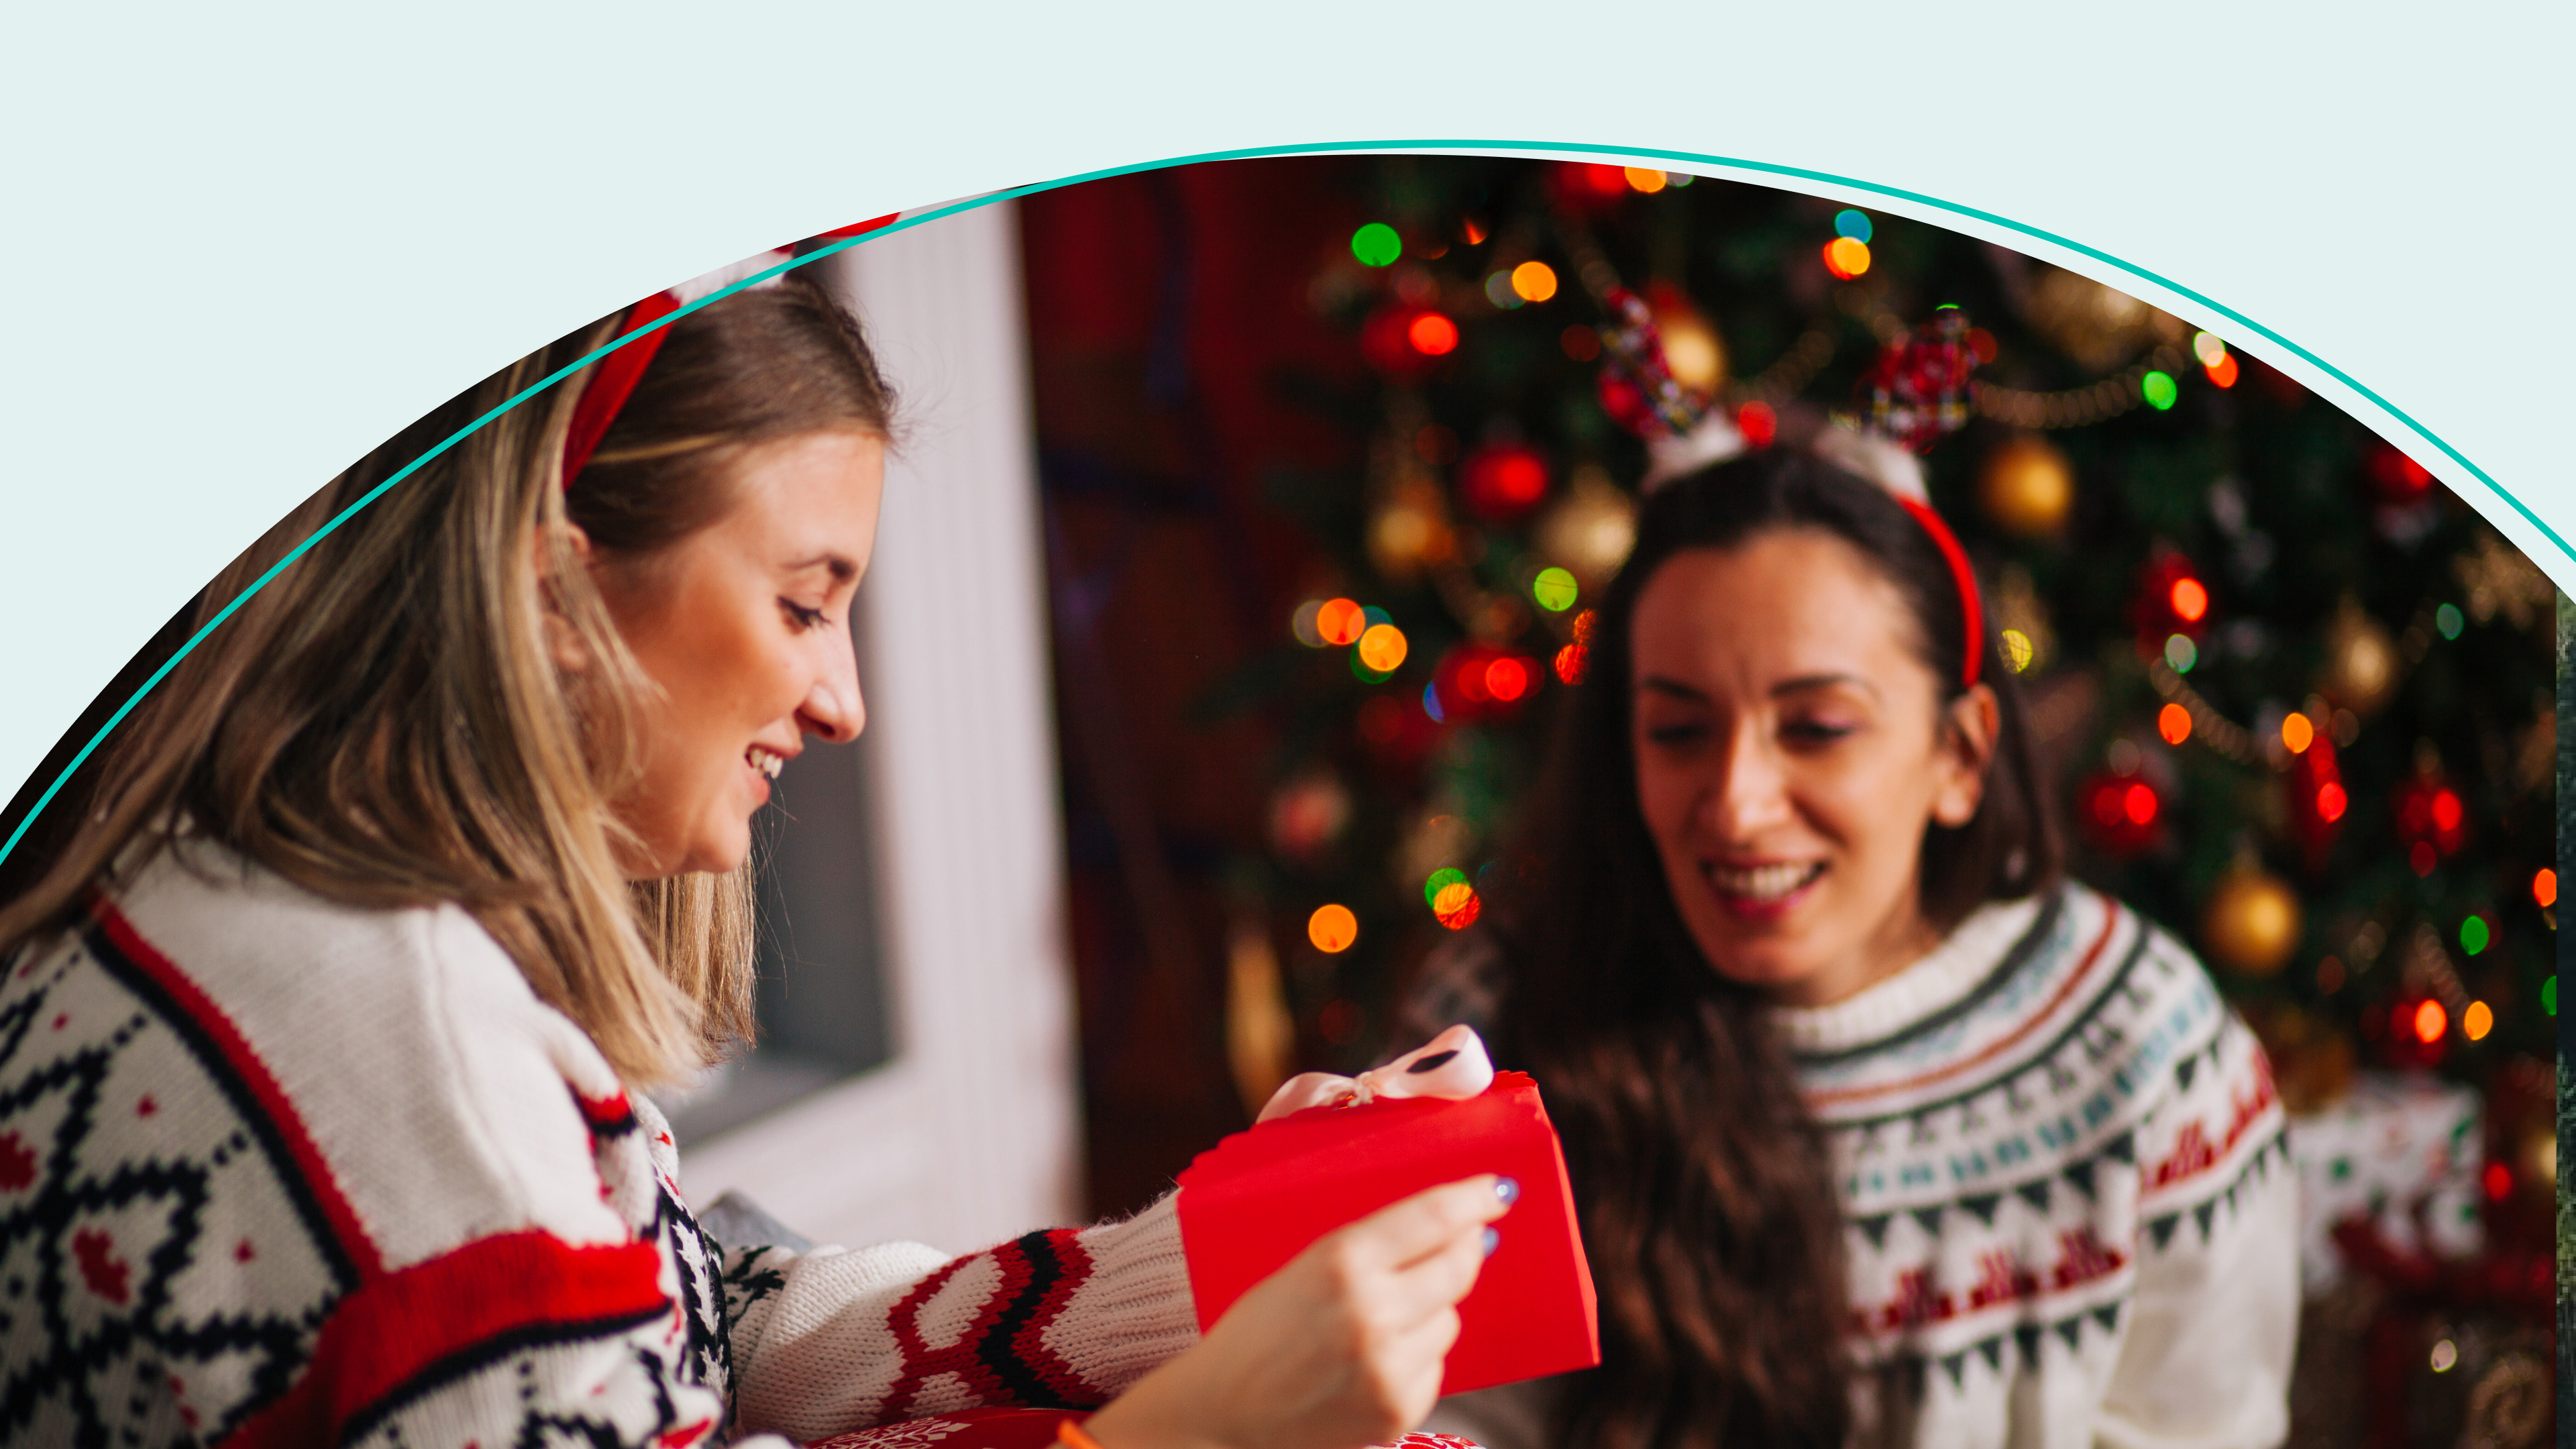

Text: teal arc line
xmin=1 ymin=137 xmax=2542 ymax=871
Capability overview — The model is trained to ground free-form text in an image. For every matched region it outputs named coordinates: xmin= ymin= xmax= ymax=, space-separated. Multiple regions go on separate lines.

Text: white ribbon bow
xmin=1254 ymin=1023 xmax=1497 ymax=1124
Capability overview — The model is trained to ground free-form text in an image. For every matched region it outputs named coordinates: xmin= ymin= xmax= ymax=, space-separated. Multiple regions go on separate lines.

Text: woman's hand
xmin=1081 ymin=1175 xmax=1514 ymax=1449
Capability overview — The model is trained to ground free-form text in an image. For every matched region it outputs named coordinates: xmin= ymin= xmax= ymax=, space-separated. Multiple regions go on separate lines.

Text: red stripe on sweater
xmin=881 ymin=1249 xmax=1030 ymax=1417
xmin=221 ymin=1230 xmax=669 ymax=1448
xmin=90 ymin=896 xmax=386 ymax=1280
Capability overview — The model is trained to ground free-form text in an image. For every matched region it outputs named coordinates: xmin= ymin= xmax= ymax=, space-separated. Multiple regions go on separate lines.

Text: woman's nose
xmin=1706 ymin=727 xmax=1790 ymax=840
xmin=800 ymin=635 xmax=866 ymax=744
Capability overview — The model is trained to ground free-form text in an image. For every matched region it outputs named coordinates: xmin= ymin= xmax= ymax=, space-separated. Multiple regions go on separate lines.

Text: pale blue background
xmin=2 ymin=3 xmax=2567 ymax=814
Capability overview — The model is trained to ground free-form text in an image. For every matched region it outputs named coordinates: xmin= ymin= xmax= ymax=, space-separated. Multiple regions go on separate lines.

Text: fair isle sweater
xmin=1411 ymin=883 xmax=2299 ymax=1449
xmin=0 ymin=840 xmax=1197 ymax=1448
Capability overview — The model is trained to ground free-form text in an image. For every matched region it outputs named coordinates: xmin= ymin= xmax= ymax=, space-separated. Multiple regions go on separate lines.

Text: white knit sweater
xmin=0 ymin=840 xmax=1199 ymax=1448
xmin=1413 ymin=883 xmax=2299 ymax=1449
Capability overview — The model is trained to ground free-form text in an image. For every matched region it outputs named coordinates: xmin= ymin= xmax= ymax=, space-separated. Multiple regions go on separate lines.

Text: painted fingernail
xmin=1481 ymin=1226 xmax=1501 ymax=1257
xmin=1406 ymin=1049 xmax=1460 ymax=1074
xmin=1495 ymin=1176 xmax=1520 ymax=1208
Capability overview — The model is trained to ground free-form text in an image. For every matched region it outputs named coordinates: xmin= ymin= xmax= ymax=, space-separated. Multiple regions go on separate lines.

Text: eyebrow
xmin=787 ymin=552 xmax=861 ymax=584
xmin=1635 ymin=671 xmax=1878 ymax=702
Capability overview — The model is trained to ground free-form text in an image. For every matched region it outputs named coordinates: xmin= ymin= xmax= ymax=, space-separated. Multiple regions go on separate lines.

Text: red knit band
xmin=1892 ymin=495 xmax=1982 ymax=689
xmin=561 ymin=290 xmax=684 ymax=489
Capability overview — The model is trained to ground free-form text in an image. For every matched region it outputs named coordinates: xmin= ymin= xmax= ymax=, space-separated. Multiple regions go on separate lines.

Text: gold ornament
xmin=1976 ymin=435 xmax=2076 ymax=537
xmin=1646 ymin=286 xmax=1726 ymax=394
xmin=1366 ymin=476 xmax=1455 ymax=582
xmin=1534 ymin=466 xmax=1638 ymax=590
xmin=2318 ymin=595 xmax=2399 ymax=714
xmin=2201 ymin=867 xmax=2302 ymax=975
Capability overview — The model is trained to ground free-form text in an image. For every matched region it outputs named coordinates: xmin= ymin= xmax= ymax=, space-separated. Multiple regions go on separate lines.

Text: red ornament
xmin=1544 ymin=162 xmax=1632 ymax=215
xmin=2364 ymin=444 xmax=2436 ymax=506
xmin=1359 ymin=302 xmax=1458 ymax=382
xmin=2077 ymin=769 xmax=2162 ymax=858
xmin=1430 ymin=643 xmax=1542 ymax=722
xmin=2379 ymin=994 xmax=2449 ymax=1070
xmin=2392 ymin=773 xmax=2468 ymax=859
xmin=2286 ymin=733 xmax=2345 ymax=870
xmin=1591 ymin=287 xmax=1709 ymax=439
xmin=2128 ymin=553 xmax=2212 ymax=645
xmin=1458 ymin=444 xmax=1550 ymax=523
xmin=1859 ymin=308 xmax=1978 ymax=449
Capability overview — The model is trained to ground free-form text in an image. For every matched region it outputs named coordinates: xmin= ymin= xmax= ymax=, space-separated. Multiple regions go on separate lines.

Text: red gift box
xmin=1174 ymin=1070 xmax=1599 ymax=1397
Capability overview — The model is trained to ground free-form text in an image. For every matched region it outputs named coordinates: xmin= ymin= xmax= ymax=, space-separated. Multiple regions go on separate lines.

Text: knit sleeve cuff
xmin=1043 ymin=1190 xmax=1201 ymax=1393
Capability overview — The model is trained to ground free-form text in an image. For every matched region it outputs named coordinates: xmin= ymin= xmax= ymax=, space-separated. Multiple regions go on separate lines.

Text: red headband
xmin=561 ymin=290 xmax=684 ymax=488
xmin=1893 ymin=493 xmax=1984 ymax=690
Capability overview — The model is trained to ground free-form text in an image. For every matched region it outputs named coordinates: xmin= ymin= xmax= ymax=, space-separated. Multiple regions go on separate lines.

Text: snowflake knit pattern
xmin=0 ymin=840 xmax=1197 ymax=1448
xmin=1412 ymin=881 xmax=2300 ymax=1449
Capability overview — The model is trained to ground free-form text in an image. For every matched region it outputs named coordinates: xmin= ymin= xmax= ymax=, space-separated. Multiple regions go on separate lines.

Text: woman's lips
xmin=1701 ymin=859 xmax=1826 ymax=920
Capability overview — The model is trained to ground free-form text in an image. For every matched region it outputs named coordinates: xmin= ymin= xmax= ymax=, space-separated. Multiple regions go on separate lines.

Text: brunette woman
xmin=0 ymin=267 xmax=1505 ymax=1449
xmin=1411 ymin=445 xmax=2296 ymax=1448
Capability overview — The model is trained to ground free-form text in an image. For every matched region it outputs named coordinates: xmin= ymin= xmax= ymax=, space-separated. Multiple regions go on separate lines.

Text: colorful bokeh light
xmin=2279 ymin=712 xmax=2314 ymax=753
xmin=2123 ymin=782 xmax=2158 ymax=826
xmin=2412 ymin=998 xmax=2447 ymax=1044
xmin=1316 ymin=597 xmax=1366 ymax=646
xmin=2168 ymin=577 xmax=2208 ymax=623
xmin=1511 ymin=261 xmax=1559 ymax=303
xmin=2460 ymin=914 xmax=2490 ymax=956
xmin=1407 ymin=313 xmax=1459 ymax=356
xmin=1833 ymin=209 xmax=1874 ymax=244
xmin=1623 ymin=166 xmax=1668 ymax=194
xmin=1823 ymin=237 xmax=1872 ymax=280
xmin=2157 ymin=703 xmax=2192 ymax=745
xmin=2463 ymin=1000 xmax=2493 ymax=1041
xmin=2164 ymin=633 xmax=2197 ymax=672
xmin=2002 ymin=629 xmax=2034 ymax=673
xmin=2317 ymin=782 xmax=2348 ymax=822
xmin=1485 ymin=656 xmax=1529 ymax=702
xmin=2206 ymin=355 xmax=2239 ymax=388
xmin=1554 ymin=643 xmax=1588 ymax=685
xmin=1350 ymin=223 xmax=1403 ymax=267
xmin=1307 ymin=904 xmax=1358 ymax=953
xmin=2141 ymin=371 xmax=2179 ymax=411
xmin=2534 ymin=868 xmax=2557 ymax=908
xmin=1432 ymin=881 xmax=1481 ymax=930
xmin=1532 ymin=566 xmax=1578 ymax=612
xmin=1357 ymin=623 xmax=1409 ymax=673
xmin=1423 ymin=867 xmax=1468 ymax=910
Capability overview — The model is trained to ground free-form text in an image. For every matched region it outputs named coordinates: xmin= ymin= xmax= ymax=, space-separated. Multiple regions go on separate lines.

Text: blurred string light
xmin=2544 ymin=977 xmax=2557 ymax=1016
xmin=1408 ymin=312 xmax=1459 ymax=356
xmin=1554 ymin=643 xmax=1588 ymax=685
xmin=2411 ymin=998 xmax=2447 ymax=1044
xmin=2280 ymin=712 xmax=2314 ymax=753
xmin=2157 ymin=702 xmax=2192 ymax=745
xmin=1421 ymin=682 xmax=1446 ymax=723
xmin=1532 ymin=567 xmax=1578 ymax=612
xmin=2533 ymin=868 xmax=2557 ymax=908
xmin=1291 ymin=600 xmax=1326 ymax=647
xmin=1307 ymin=904 xmax=1358 ymax=953
xmin=1350 ymin=223 xmax=1403 ymax=268
xmin=2169 ymin=577 xmax=2209 ymax=623
xmin=1356 ymin=622 xmax=1409 ymax=673
xmin=2141 ymin=370 xmax=2180 ymax=411
xmin=2001 ymin=629 xmax=2035 ymax=674
xmin=1834 ymin=209 xmax=1874 ymax=244
xmin=2163 ymin=633 xmax=2197 ymax=672
xmin=1423 ymin=867 xmax=1467 ymax=908
xmin=1511 ymin=261 xmax=1558 ymax=303
xmin=1976 ymin=341 xmax=2196 ymax=429
xmin=1823 ymin=236 xmax=1872 ymax=280
xmin=1315 ymin=597 xmax=1366 ymax=646
xmin=1485 ymin=656 xmax=1530 ymax=702
xmin=2462 ymin=1000 xmax=2493 ymax=1041
xmin=2435 ymin=602 xmax=2465 ymax=639
xmin=1432 ymin=879 xmax=1481 ymax=929
xmin=1623 ymin=166 xmax=1667 ymax=194
xmin=1483 ymin=272 xmax=1522 ymax=309
xmin=2459 ymin=914 xmax=2491 ymax=955
xmin=2193 ymin=331 xmax=2239 ymax=388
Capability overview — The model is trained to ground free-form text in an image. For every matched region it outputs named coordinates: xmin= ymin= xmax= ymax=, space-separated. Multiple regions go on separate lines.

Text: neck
xmin=1768 ymin=898 xmax=1945 ymax=1009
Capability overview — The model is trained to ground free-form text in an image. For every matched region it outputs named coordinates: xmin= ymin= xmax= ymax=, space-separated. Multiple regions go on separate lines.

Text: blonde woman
xmin=0 ymin=268 xmax=1506 ymax=1449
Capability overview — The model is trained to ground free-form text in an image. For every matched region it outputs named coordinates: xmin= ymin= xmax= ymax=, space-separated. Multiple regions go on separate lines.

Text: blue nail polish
xmin=1495 ymin=1176 xmax=1520 ymax=1208
xmin=1481 ymin=1226 xmax=1501 ymax=1257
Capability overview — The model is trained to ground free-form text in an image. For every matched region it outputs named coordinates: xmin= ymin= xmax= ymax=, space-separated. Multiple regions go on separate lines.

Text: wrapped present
xmin=1177 ymin=1067 xmax=1599 ymax=1397
xmin=2285 ymin=1070 xmax=2481 ymax=1293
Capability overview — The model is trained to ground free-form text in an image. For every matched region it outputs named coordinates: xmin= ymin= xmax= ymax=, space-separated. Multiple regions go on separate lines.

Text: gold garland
xmin=1974 ymin=343 xmax=2194 ymax=429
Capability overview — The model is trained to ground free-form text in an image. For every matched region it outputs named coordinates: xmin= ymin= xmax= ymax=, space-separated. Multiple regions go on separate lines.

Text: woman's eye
xmin=1643 ymin=722 xmax=1708 ymax=747
xmin=780 ymin=598 xmax=828 ymax=631
xmin=1782 ymin=718 xmax=1856 ymax=745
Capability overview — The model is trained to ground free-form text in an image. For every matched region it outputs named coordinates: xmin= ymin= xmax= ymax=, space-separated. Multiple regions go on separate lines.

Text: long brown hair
xmin=1488 ymin=448 xmax=2061 ymax=1446
xmin=0 ymin=274 xmax=893 ymax=1087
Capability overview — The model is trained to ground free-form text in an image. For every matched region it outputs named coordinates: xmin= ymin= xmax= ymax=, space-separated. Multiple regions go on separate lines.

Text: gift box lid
xmin=1175 ymin=1070 xmax=1599 ymax=1397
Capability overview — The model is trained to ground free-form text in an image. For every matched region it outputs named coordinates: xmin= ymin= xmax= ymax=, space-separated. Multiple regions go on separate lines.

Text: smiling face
xmin=1628 ymin=529 xmax=1996 ymax=1008
xmin=592 ymin=430 xmax=885 ymax=878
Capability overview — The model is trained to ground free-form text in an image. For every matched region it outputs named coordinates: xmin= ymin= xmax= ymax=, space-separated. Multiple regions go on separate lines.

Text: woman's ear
xmin=1931 ymin=683 xmax=2002 ymax=827
xmin=535 ymin=521 xmax=598 ymax=674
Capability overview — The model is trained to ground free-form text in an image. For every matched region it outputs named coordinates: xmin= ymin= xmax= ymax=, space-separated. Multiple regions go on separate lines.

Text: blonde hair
xmin=0 ymin=276 xmax=894 ymax=1087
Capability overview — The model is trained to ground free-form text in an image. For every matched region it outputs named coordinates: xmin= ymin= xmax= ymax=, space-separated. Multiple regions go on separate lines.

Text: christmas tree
xmin=1145 ymin=155 xmax=2559 ymax=1442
